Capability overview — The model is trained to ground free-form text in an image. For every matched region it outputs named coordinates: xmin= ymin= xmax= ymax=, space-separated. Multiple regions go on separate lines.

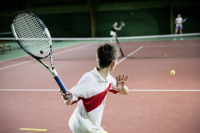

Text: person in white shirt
xmin=60 ymin=43 xmax=129 ymax=133
xmin=110 ymin=22 xmax=121 ymax=43
xmin=174 ymin=14 xmax=183 ymax=41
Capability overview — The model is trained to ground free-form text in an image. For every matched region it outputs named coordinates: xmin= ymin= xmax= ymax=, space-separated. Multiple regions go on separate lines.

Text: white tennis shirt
xmin=176 ymin=17 xmax=183 ymax=26
xmin=69 ymin=67 xmax=118 ymax=133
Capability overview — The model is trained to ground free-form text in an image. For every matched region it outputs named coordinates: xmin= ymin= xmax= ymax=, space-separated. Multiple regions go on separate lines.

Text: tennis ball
xmin=164 ymin=55 xmax=167 ymax=57
xmin=170 ymin=70 xmax=175 ymax=75
xmin=40 ymin=51 xmax=43 ymax=54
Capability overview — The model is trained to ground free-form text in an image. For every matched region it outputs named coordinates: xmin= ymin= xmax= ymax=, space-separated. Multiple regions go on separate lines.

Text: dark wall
xmin=97 ymin=8 xmax=170 ymax=37
xmin=0 ymin=12 xmax=92 ymax=38
xmin=97 ymin=6 xmax=200 ymax=37
xmin=0 ymin=16 xmax=13 ymax=37
xmin=173 ymin=6 xmax=200 ymax=34
xmin=0 ymin=6 xmax=199 ymax=37
xmin=39 ymin=13 xmax=91 ymax=37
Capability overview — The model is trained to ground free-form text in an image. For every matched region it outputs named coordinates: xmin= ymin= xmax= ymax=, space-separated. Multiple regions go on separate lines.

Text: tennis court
xmin=0 ymin=34 xmax=200 ymax=133
xmin=1 ymin=0 xmax=200 ymax=132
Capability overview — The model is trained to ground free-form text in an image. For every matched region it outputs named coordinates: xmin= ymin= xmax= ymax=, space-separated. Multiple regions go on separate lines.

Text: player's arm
xmin=112 ymin=74 xmax=129 ymax=95
xmin=114 ymin=27 xmax=121 ymax=30
xmin=175 ymin=20 xmax=177 ymax=24
xmin=119 ymin=85 xmax=129 ymax=95
xmin=60 ymin=73 xmax=93 ymax=105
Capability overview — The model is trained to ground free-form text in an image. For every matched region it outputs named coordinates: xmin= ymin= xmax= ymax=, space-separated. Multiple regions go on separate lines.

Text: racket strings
xmin=13 ymin=13 xmax=50 ymax=58
xmin=120 ymin=21 xmax=125 ymax=27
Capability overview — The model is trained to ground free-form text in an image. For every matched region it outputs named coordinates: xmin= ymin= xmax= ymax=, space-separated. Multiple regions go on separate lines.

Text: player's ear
xmin=109 ymin=60 xmax=117 ymax=73
xmin=111 ymin=59 xmax=117 ymax=67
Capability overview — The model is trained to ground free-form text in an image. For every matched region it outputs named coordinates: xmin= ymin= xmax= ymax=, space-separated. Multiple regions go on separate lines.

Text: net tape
xmin=1 ymin=33 xmax=200 ymax=41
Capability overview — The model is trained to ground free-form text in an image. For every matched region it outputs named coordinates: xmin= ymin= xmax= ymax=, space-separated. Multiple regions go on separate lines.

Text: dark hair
xmin=96 ymin=43 xmax=119 ymax=69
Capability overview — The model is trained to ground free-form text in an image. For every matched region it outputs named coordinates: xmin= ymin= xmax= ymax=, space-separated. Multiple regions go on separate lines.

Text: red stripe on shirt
xmin=72 ymin=83 xmax=112 ymax=112
xmin=109 ymin=89 xmax=119 ymax=94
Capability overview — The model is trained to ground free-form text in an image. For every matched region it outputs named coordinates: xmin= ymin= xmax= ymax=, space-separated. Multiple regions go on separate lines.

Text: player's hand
xmin=60 ymin=90 xmax=73 ymax=105
xmin=113 ymin=74 xmax=128 ymax=91
xmin=112 ymin=74 xmax=129 ymax=95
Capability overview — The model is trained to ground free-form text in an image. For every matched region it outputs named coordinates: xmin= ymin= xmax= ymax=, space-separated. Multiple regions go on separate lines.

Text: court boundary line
xmin=117 ymin=46 xmax=143 ymax=64
xmin=0 ymin=42 xmax=90 ymax=63
xmin=0 ymin=60 xmax=35 ymax=71
xmin=129 ymin=90 xmax=200 ymax=92
xmin=0 ymin=89 xmax=200 ymax=92
xmin=0 ymin=42 xmax=98 ymax=71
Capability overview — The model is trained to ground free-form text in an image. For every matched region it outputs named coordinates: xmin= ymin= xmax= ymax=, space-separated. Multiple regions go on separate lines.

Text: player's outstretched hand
xmin=113 ymin=74 xmax=128 ymax=90
xmin=60 ymin=90 xmax=73 ymax=105
xmin=117 ymin=74 xmax=128 ymax=89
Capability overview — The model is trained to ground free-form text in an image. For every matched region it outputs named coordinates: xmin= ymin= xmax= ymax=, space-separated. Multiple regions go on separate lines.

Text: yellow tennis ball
xmin=170 ymin=70 xmax=175 ymax=75
xmin=164 ymin=55 xmax=167 ymax=57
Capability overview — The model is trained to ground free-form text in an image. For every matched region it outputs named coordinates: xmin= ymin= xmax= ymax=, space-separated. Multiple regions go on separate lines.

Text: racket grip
xmin=54 ymin=76 xmax=71 ymax=97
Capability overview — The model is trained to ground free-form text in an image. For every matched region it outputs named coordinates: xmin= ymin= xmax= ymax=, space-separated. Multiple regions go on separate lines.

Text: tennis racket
xmin=120 ymin=21 xmax=125 ymax=28
xmin=11 ymin=11 xmax=70 ymax=96
xmin=182 ymin=18 xmax=187 ymax=23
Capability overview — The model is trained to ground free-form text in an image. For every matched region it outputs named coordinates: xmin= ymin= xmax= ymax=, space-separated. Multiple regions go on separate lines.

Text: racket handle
xmin=54 ymin=76 xmax=71 ymax=97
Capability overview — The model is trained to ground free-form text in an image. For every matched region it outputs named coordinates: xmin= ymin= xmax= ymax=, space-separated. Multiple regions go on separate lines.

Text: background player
xmin=110 ymin=22 xmax=121 ymax=43
xmin=60 ymin=43 xmax=129 ymax=133
xmin=174 ymin=14 xmax=183 ymax=41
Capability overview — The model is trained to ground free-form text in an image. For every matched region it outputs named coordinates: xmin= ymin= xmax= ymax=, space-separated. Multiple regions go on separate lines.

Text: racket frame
xmin=120 ymin=21 xmax=125 ymax=28
xmin=11 ymin=11 xmax=68 ymax=94
xmin=182 ymin=18 xmax=187 ymax=23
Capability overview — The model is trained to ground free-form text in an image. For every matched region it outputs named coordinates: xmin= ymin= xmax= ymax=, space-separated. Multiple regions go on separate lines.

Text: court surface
xmin=0 ymin=38 xmax=200 ymax=133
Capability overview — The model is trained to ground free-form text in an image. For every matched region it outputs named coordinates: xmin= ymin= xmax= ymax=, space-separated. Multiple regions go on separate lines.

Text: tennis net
xmin=0 ymin=32 xmax=13 ymax=36
xmin=0 ymin=33 xmax=200 ymax=61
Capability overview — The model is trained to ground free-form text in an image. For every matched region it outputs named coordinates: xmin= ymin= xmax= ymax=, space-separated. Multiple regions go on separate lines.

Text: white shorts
xmin=175 ymin=26 xmax=183 ymax=29
xmin=110 ymin=31 xmax=116 ymax=36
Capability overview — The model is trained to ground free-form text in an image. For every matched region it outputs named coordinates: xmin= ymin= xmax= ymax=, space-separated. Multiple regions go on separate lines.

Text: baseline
xmin=0 ymin=89 xmax=199 ymax=91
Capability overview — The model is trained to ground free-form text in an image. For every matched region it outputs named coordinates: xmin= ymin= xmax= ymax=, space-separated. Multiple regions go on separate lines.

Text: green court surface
xmin=0 ymin=35 xmax=200 ymax=62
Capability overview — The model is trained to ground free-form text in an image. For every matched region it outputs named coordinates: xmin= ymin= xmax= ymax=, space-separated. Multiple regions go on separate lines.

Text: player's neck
xmin=97 ymin=66 xmax=110 ymax=80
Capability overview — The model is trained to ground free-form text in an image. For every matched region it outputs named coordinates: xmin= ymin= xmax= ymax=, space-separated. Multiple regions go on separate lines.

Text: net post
xmin=116 ymin=37 xmax=124 ymax=57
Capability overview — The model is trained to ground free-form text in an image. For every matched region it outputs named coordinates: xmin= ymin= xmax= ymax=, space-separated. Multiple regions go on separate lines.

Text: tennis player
xmin=174 ymin=14 xmax=183 ymax=41
xmin=110 ymin=22 xmax=121 ymax=43
xmin=60 ymin=43 xmax=129 ymax=133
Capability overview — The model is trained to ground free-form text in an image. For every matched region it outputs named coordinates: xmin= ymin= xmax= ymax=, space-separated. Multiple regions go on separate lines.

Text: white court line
xmin=144 ymin=44 xmax=200 ymax=47
xmin=117 ymin=46 xmax=143 ymax=64
xmin=129 ymin=90 xmax=200 ymax=92
xmin=0 ymin=42 xmax=89 ymax=63
xmin=0 ymin=59 xmax=35 ymax=71
xmin=53 ymin=42 xmax=97 ymax=56
xmin=0 ymin=89 xmax=200 ymax=92
xmin=0 ymin=42 xmax=98 ymax=71
xmin=0 ymin=54 xmax=31 ymax=63
xmin=0 ymin=89 xmax=58 ymax=91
